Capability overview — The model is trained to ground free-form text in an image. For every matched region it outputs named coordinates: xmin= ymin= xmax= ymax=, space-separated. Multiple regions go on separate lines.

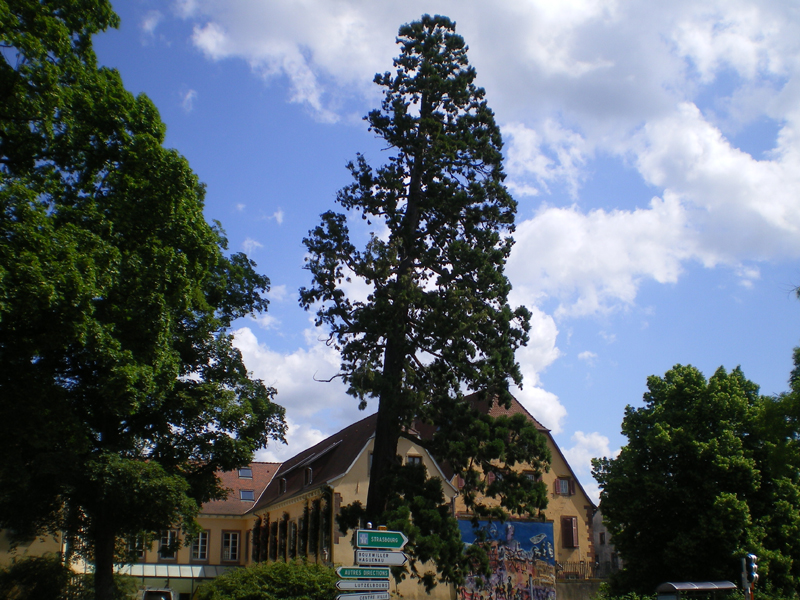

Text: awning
xmin=656 ymin=582 xmax=737 ymax=593
xmin=116 ymin=564 xmax=236 ymax=579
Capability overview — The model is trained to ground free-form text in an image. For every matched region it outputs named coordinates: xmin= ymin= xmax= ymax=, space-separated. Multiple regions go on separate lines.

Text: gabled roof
xmin=252 ymin=413 xmax=378 ymax=512
xmin=201 ymin=462 xmax=280 ymax=516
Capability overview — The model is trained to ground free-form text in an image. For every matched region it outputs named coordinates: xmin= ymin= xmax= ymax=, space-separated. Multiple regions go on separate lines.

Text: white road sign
xmin=336 ymin=580 xmax=391 ymax=591
xmin=356 ymin=549 xmax=408 ymax=566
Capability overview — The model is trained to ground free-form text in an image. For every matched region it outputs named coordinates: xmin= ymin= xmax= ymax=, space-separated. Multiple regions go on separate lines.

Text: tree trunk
xmin=93 ymin=520 xmax=117 ymax=600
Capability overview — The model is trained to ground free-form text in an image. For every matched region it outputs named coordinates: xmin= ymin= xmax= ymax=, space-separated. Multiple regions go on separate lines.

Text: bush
xmin=196 ymin=560 xmax=338 ymax=600
xmin=0 ymin=554 xmax=72 ymax=600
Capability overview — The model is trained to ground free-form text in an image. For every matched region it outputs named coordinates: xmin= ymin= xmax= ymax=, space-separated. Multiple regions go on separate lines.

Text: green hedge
xmin=196 ymin=561 xmax=338 ymax=600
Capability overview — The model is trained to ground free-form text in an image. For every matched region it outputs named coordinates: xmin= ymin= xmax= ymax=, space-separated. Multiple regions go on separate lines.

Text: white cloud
xmin=141 ymin=10 xmax=162 ymax=40
xmin=509 ymin=193 xmax=694 ymax=317
xmin=562 ymin=431 xmax=618 ymax=503
xmin=242 ymin=237 xmax=263 ymax=254
xmin=255 ymin=415 xmax=327 ymax=463
xmin=233 ymin=327 xmax=366 ymax=444
xmin=577 ymin=351 xmax=597 ymax=364
xmin=272 ymin=210 xmax=284 ymax=225
xmin=251 ymin=313 xmax=279 ymax=330
xmin=268 ymin=284 xmax=289 ymax=302
xmin=508 ymin=306 xmax=566 ymax=433
xmin=236 ymin=203 xmax=246 ymax=211
xmin=181 ymin=89 xmax=197 ymax=113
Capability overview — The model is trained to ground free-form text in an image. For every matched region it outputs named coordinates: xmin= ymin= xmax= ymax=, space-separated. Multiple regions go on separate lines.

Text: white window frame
xmin=222 ymin=531 xmax=240 ymax=562
xmin=192 ymin=531 xmax=209 ymax=561
xmin=159 ymin=530 xmax=178 ymax=560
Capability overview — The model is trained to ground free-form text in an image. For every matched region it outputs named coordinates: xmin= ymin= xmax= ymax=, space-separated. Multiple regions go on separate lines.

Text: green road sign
xmin=336 ymin=567 xmax=390 ymax=579
xmin=355 ymin=529 xmax=408 ymax=549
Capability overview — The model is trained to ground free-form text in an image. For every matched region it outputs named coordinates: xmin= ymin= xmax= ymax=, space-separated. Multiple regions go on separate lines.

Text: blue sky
xmin=95 ymin=0 xmax=800 ymax=500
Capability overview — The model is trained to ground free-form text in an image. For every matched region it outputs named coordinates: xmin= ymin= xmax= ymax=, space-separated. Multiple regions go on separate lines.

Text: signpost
xmin=337 ymin=580 xmax=391 ymax=591
xmin=355 ymin=530 xmax=408 ymax=550
xmin=336 ymin=527 xmax=407 ymax=600
xmin=335 ymin=594 xmax=390 ymax=600
xmin=337 ymin=567 xmax=391 ymax=579
xmin=356 ymin=549 xmax=408 ymax=566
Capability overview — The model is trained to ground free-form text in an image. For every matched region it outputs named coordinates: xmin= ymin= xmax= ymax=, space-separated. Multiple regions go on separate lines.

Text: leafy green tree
xmin=196 ymin=560 xmax=337 ymax=600
xmin=301 ymin=15 xmax=550 ymax=588
xmin=593 ymin=363 xmax=800 ymax=596
xmin=0 ymin=2 xmax=285 ymax=599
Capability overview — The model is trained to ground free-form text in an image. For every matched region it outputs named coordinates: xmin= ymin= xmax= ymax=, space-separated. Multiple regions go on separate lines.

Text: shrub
xmin=196 ymin=560 xmax=338 ymax=600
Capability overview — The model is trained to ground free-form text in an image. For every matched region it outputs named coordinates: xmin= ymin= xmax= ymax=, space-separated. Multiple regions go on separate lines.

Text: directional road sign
xmin=337 ymin=566 xmax=391 ymax=579
xmin=356 ymin=549 xmax=408 ymax=566
xmin=336 ymin=580 xmax=391 ymax=591
xmin=336 ymin=593 xmax=390 ymax=600
xmin=355 ymin=529 xmax=408 ymax=549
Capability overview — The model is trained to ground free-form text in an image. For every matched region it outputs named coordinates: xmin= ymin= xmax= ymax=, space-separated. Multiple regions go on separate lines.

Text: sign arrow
xmin=355 ymin=529 xmax=408 ymax=549
xmin=336 ymin=581 xmax=391 ymax=591
xmin=356 ymin=549 xmax=408 ymax=566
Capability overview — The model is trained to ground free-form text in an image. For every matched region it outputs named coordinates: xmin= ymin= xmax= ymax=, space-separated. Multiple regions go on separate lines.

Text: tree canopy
xmin=0 ymin=2 xmax=285 ymax=599
xmin=300 ymin=15 xmax=550 ymax=589
xmin=593 ymin=362 xmax=800 ymax=596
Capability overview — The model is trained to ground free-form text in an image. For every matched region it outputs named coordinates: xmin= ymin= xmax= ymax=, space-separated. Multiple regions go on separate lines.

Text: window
xmin=561 ymin=517 xmax=578 ymax=549
xmin=159 ymin=530 xmax=178 ymax=560
xmin=128 ymin=535 xmax=145 ymax=561
xmin=599 ymin=532 xmax=606 ymax=545
xmin=368 ymin=452 xmax=373 ymax=474
xmin=407 ymin=455 xmax=423 ymax=467
xmin=555 ymin=477 xmax=575 ymax=496
xmin=279 ymin=478 xmax=287 ymax=494
xmin=191 ymin=531 xmax=209 ymax=561
xmin=238 ymin=468 xmax=253 ymax=478
xmin=240 ymin=489 xmax=255 ymax=501
xmin=524 ymin=471 xmax=542 ymax=482
xmin=222 ymin=531 xmax=240 ymax=562
xmin=304 ymin=467 xmax=313 ymax=486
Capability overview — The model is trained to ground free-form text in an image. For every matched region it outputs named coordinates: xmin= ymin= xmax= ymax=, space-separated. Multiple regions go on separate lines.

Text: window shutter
xmin=569 ymin=478 xmax=576 ymax=496
xmin=561 ymin=517 xmax=578 ymax=548
xmin=553 ymin=479 xmax=559 ymax=494
xmin=571 ymin=517 xmax=579 ymax=547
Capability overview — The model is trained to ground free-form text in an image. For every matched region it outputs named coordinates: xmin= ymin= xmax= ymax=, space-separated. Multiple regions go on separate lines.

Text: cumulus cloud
xmin=562 ymin=431 xmax=619 ymax=503
xmin=174 ymin=0 xmax=800 ymax=451
xmin=233 ymin=327 xmax=366 ymax=449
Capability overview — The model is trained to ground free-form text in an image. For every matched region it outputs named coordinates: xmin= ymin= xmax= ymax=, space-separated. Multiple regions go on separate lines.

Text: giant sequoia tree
xmin=301 ymin=16 xmax=550 ymax=588
xmin=593 ymin=363 xmax=800 ymax=595
xmin=0 ymin=3 xmax=285 ymax=599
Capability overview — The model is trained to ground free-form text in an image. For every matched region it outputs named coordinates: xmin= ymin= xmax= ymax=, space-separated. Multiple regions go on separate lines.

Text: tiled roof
xmin=466 ymin=392 xmax=549 ymax=432
xmin=253 ymin=413 xmax=378 ymax=511
xmin=201 ymin=462 xmax=281 ymax=516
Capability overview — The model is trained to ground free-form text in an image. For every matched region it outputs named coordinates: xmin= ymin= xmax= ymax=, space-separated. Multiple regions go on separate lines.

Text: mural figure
xmin=458 ymin=520 xmax=556 ymax=600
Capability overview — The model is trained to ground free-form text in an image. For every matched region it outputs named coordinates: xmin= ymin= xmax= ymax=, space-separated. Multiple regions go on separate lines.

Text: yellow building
xmin=117 ymin=462 xmax=280 ymax=600
xmin=250 ymin=398 xmax=596 ymax=600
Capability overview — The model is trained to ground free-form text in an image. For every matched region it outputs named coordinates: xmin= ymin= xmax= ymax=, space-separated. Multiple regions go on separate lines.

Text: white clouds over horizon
xmin=173 ymin=0 xmax=800 ymax=460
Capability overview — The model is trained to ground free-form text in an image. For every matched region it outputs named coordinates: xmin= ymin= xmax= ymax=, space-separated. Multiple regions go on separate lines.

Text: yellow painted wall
xmin=0 ymin=530 xmax=63 ymax=567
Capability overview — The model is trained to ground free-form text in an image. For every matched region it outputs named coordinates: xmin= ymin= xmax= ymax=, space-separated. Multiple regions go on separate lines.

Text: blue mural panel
xmin=458 ymin=520 xmax=556 ymax=600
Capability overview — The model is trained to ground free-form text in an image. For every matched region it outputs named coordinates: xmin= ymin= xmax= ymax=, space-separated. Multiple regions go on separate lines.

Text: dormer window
xmin=279 ymin=478 xmax=287 ymax=494
xmin=238 ymin=468 xmax=253 ymax=478
xmin=304 ymin=467 xmax=313 ymax=486
xmin=240 ymin=489 xmax=255 ymax=501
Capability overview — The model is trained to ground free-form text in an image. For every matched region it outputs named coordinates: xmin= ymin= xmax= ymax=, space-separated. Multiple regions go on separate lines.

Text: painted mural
xmin=458 ymin=520 xmax=556 ymax=600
